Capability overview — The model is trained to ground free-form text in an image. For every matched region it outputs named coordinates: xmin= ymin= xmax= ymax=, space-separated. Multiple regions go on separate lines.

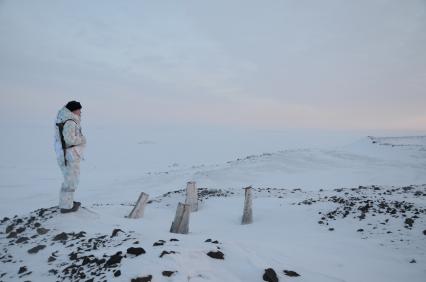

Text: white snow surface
xmin=1 ymin=128 xmax=425 ymax=282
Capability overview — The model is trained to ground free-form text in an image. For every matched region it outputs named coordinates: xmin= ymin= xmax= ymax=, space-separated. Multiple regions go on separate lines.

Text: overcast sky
xmin=0 ymin=0 xmax=425 ymax=131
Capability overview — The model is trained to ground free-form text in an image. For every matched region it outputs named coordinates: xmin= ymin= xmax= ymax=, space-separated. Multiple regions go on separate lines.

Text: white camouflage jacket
xmin=54 ymin=106 xmax=86 ymax=163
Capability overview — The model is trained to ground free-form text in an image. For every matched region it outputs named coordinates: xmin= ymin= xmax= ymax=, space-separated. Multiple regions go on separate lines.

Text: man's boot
xmin=60 ymin=201 xmax=81 ymax=213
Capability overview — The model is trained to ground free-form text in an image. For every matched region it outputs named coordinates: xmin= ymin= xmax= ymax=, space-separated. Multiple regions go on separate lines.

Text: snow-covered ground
xmin=1 ymin=128 xmax=425 ymax=281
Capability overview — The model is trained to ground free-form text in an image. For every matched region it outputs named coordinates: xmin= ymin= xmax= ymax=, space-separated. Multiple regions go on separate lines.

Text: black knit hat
xmin=65 ymin=101 xmax=82 ymax=112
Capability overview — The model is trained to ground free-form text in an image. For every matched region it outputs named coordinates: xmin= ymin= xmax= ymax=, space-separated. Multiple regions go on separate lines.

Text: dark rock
xmin=52 ymin=232 xmax=68 ymax=241
xmin=328 ymin=228 xmax=334 ymax=231
xmin=357 ymin=229 xmax=364 ymax=232
xmin=48 ymin=269 xmax=58 ymax=275
xmin=263 ymin=268 xmax=278 ymax=282
xmin=153 ymin=240 xmax=165 ymax=246
xmin=284 ymin=270 xmax=301 ymax=277
xmin=73 ymin=231 xmax=86 ymax=239
xmin=37 ymin=228 xmax=49 ymax=235
xmin=34 ymin=222 xmax=41 ymax=228
xmin=170 ymin=238 xmax=179 ymax=242
xmin=159 ymin=251 xmax=176 ymax=258
xmin=162 ymin=270 xmax=177 ymax=277
xmin=404 ymin=218 xmax=414 ymax=227
xmin=16 ymin=237 xmax=29 ymax=244
xmin=114 ymin=270 xmax=121 ymax=277
xmin=104 ymin=252 xmax=123 ymax=268
xmin=207 ymin=251 xmax=224 ymax=260
xmin=7 ymin=231 xmax=17 ymax=239
xmin=95 ymin=258 xmax=106 ymax=265
xmin=127 ymin=247 xmax=146 ymax=256
xmin=131 ymin=275 xmax=152 ymax=282
xmin=48 ymin=256 xmax=56 ymax=263
xmin=205 ymin=239 xmax=212 ymax=242
xmin=18 ymin=266 xmax=27 ymax=274
xmin=16 ymin=227 xmax=26 ymax=234
xmin=6 ymin=224 xmax=15 ymax=233
xmin=410 ymin=259 xmax=416 ymax=263
xmin=423 ymin=230 xmax=426 ymax=235
xmin=81 ymin=256 xmax=94 ymax=265
xmin=111 ymin=229 xmax=124 ymax=238
xmin=28 ymin=245 xmax=46 ymax=254
xmin=69 ymin=252 xmax=78 ymax=261
xmin=212 ymin=240 xmax=219 ymax=244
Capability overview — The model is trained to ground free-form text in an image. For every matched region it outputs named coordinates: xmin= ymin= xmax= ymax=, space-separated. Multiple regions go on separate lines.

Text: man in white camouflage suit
xmin=54 ymin=101 xmax=86 ymax=213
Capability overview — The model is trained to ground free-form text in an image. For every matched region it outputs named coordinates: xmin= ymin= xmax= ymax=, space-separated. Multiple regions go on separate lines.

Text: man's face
xmin=73 ymin=109 xmax=81 ymax=117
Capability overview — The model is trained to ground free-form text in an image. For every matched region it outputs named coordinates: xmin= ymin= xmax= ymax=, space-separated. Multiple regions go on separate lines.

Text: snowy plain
xmin=0 ymin=125 xmax=425 ymax=282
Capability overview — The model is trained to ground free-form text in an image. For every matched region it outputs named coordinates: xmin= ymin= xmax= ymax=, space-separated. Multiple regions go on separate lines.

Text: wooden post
xmin=242 ymin=186 xmax=253 ymax=224
xmin=127 ymin=192 xmax=149 ymax=219
xmin=170 ymin=202 xmax=191 ymax=234
xmin=185 ymin=181 xmax=198 ymax=212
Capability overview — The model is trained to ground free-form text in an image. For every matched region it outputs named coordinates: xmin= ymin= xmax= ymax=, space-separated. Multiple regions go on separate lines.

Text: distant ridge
xmin=368 ymin=136 xmax=426 ymax=147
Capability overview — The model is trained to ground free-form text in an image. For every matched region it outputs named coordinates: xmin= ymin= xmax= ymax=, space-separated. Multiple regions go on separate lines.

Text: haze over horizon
xmin=1 ymin=0 xmax=425 ymax=133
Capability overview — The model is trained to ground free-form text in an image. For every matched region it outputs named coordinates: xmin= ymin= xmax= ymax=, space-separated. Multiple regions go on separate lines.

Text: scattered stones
xmin=131 ymin=275 xmax=152 ymax=282
xmin=284 ymin=270 xmax=300 ymax=277
xmin=263 ymin=268 xmax=278 ymax=282
xmin=162 ymin=270 xmax=177 ymax=277
xmin=299 ymin=185 xmax=426 ymax=237
xmin=0 ymin=185 xmax=424 ymax=281
xmin=207 ymin=251 xmax=224 ymax=260
xmin=127 ymin=247 xmax=146 ymax=256
xmin=27 ymin=245 xmax=46 ymax=254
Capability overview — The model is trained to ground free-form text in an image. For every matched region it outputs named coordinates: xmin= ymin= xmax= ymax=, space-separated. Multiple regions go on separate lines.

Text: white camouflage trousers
xmin=58 ymin=160 xmax=80 ymax=209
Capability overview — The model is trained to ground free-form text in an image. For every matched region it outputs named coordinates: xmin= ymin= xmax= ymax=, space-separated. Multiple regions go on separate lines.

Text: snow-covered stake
xmin=170 ymin=202 xmax=191 ymax=234
xmin=127 ymin=192 xmax=149 ymax=219
xmin=241 ymin=186 xmax=253 ymax=224
xmin=185 ymin=181 xmax=198 ymax=212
